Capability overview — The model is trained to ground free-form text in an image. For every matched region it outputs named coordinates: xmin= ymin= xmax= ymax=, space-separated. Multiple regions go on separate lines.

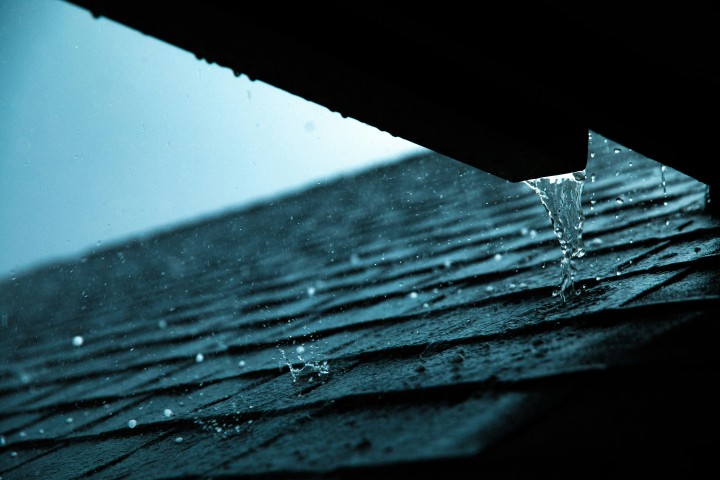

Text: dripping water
xmin=524 ymin=170 xmax=586 ymax=301
xmin=660 ymin=165 xmax=668 ymax=205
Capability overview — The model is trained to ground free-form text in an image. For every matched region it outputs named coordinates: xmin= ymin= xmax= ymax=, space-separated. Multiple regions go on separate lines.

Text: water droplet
xmin=18 ymin=431 xmax=26 ymax=438
xmin=195 ymin=353 xmax=204 ymax=363
xmin=295 ymin=346 xmax=305 ymax=355
xmin=590 ymin=173 xmax=596 ymax=182
xmin=238 ymin=360 xmax=246 ymax=367
xmin=628 ymin=161 xmax=633 ymax=167
xmin=158 ymin=319 xmax=168 ymax=329
xmin=493 ymin=253 xmax=503 ymax=261
xmin=613 ymin=147 xmax=621 ymax=154
xmin=408 ymin=291 xmax=418 ymax=299
xmin=72 ymin=336 xmax=84 ymax=347
xmin=616 ymin=198 xmax=624 ymax=204
xmin=163 ymin=409 xmax=173 ymax=418
xmin=350 ymin=253 xmax=360 ymax=265
xmin=128 ymin=419 xmax=137 ymax=429
xmin=175 ymin=437 xmax=184 ymax=443
xmin=443 ymin=258 xmax=452 ymax=268
xmin=307 ymin=286 xmax=316 ymax=297
xmin=0 ymin=435 xmax=5 ymax=445
xmin=10 ymin=451 xmax=17 ymax=458
xmin=615 ymin=171 xmax=620 ymax=176
xmin=65 ymin=417 xmax=74 ymax=424
xmin=590 ymin=152 xmax=595 ymax=158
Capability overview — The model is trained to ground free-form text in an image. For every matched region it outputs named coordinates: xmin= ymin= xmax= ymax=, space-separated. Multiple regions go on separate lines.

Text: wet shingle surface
xmin=1 ymin=133 xmax=718 ymax=479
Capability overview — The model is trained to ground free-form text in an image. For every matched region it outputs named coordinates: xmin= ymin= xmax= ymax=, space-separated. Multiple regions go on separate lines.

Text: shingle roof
xmin=1 ymin=133 xmax=718 ymax=478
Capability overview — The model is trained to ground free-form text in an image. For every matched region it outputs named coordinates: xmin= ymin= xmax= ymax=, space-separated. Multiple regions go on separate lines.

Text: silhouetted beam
xmin=64 ymin=1 xmax=717 ymax=188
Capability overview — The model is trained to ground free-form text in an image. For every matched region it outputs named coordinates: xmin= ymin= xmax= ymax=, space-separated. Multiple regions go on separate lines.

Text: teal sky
xmin=0 ymin=0 xmax=426 ymax=278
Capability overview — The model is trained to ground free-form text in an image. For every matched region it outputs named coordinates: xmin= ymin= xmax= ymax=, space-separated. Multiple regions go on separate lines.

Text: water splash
xmin=279 ymin=348 xmax=329 ymax=383
xmin=524 ymin=170 xmax=587 ymax=301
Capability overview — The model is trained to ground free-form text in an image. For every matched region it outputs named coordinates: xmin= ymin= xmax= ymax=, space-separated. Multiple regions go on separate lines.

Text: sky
xmin=0 ymin=0 xmax=427 ymax=278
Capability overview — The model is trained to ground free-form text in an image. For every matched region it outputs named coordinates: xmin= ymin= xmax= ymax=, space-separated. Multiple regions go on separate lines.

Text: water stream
xmin=524 ymin=170 xmax=587 ymax=301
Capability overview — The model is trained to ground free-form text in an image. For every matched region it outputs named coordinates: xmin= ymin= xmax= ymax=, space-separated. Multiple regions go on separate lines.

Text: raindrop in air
xmin=128 ymin=419 xmax=137 ymax=429
xmin=195 ymin=353 xmax=204 ymax=363
xmin=72 ymin=336 xmax=84 ymax=347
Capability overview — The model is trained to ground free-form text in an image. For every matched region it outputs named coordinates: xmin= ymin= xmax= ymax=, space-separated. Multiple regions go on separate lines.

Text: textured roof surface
xmin=1 ymin=133 xmax=718 ymax=478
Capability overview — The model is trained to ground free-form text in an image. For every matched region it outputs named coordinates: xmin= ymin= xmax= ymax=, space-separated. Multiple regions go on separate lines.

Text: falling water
xmin=524 ymin=170 xmax=587 ymax=301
